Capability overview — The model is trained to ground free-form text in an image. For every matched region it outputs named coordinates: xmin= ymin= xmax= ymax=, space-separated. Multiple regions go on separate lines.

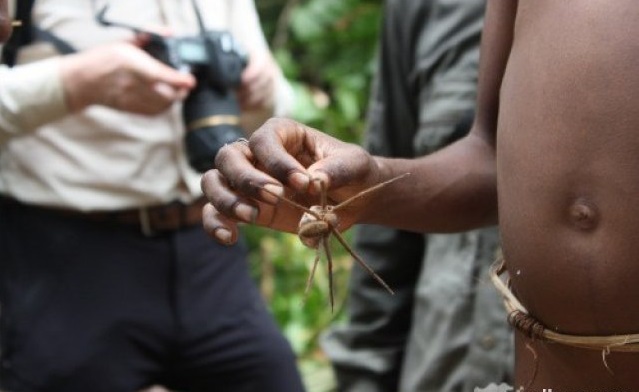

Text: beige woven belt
xmin=490 ymin=256 xmax=639 ymax=353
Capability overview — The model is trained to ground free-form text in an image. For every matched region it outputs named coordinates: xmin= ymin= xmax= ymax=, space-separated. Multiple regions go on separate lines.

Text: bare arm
xmin=201 ymin=0 xmax=518 ymax=243
xmin=364 ymin=0 xmax=519 ymax=231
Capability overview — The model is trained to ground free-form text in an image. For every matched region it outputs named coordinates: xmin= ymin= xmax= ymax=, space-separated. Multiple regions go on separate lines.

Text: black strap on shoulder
xmin=33 ymin=28 xmax=76 ymax=56
xmin=1 ymin=0 xmax=76 ymax=66
xmin=2 ymin=0 xmax=36 ymax=66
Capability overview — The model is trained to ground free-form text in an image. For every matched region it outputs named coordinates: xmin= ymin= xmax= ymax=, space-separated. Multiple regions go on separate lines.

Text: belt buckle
xmin=138 ymin=207 xmax=155 ymax=237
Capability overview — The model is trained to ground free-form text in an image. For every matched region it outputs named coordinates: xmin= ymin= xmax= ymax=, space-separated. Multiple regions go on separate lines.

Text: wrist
xmin=60 ymin=54 xmax=86 ymax=112
xmin=359 ymin=156 xmax=410 ymax=225
xmin=59 ymin=52 xmax=101 ymax=113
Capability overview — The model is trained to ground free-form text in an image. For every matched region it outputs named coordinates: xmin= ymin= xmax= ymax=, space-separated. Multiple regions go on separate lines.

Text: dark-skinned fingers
xmin=200 ymin=169 xmax=259 ymax=223
xmin=202 ymin=203 xmax=239 ymax=245
xmin=249 ymin=118 xmax=314 ymax=192
xmin=306 ymin=143 xmax=376 ymax=191
xmin=201 ymin=175 xmax=300 ymax=236
xmin=252 ymin=195 xmax=307 ymax=234
xmin=251 ymin=118 xmax=378 ymax=196
xmin=213 ymin=141 xmax=284 ymax=204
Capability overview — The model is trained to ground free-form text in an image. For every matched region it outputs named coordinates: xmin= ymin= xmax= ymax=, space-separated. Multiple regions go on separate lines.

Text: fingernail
xmin=309 ymin=172 xmax=329 ymax=194
xmin=260 ymin=184 xmax=283 ymax=204
xmin=234 ymin=203 xmax=257 ymax=223
xmin=290 ymin=172 xmax=310 ymax=191
xmin=214 ymin=228 xmax=232 ymax=244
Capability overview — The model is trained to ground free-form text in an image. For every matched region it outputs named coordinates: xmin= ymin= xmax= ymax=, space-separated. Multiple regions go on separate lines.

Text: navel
xmin=568 ymin=198 xmax=599 ymax=231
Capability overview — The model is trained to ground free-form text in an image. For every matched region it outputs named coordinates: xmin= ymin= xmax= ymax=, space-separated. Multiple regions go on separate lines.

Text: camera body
xmin=144 ymin=32 xmax=248 ymax=172
xmin=96 ymin=5 xmax=249 ymax=172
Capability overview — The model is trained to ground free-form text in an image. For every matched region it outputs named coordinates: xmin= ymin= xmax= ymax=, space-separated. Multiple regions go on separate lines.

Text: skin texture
xmin=60 ymin=40 xmax=196 ymax=115
xmin=238 ymin=52 xmax=277 ymax=111
xmin=202 ymin=0 xmax=639 ymax=390
xmin=498 ymin=0 xmax=639 ymax=390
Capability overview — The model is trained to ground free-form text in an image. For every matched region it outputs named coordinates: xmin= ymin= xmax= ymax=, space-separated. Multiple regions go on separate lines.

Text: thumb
xmin=306 ymin=144 xmax=375 ymax=192
xmin=139 ymin=54 xmax=196 ymax=89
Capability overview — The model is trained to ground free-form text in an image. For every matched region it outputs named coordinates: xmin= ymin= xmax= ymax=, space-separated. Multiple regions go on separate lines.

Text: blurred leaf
xmin=290 ymin=82 xmax=326 ymax=123
xmin=334 ymin=86 xmax=360 ymax=122
xmin=290 ymin=0 xmax=350 ymax=42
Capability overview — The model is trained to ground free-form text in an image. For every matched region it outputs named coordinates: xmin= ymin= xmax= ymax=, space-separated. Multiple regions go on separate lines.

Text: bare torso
xmin=497 ymin=0 xmax=639 ymax=389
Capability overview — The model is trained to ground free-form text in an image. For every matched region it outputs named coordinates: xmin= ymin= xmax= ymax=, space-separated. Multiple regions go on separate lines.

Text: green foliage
xmin=260 ymin=0 xmax=381 ymax=142
xmin=243 ymin=226 xmax=353 ymax=357
xmin=248 ymin=0 xmax=382 ymax=368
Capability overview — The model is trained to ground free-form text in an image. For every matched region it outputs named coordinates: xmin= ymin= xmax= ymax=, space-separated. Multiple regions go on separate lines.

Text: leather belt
xmin=0 ymin=195 xmax=208 ymax=236
xmin=93 ymin=197 xmax=208 ymax=236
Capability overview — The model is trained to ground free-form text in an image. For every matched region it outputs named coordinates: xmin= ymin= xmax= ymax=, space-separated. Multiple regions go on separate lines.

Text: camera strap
xmin=1 ymin=0 xmax=76 ymax=66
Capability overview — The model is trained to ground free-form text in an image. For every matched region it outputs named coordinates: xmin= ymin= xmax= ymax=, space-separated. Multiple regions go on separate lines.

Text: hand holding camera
xmin=60 ymin=41 xmax=196 ymax=115
xmin=96 ymin=1 xmax=249 ymax=172
xmin=238 ymin=53 xmax=278 ymax=111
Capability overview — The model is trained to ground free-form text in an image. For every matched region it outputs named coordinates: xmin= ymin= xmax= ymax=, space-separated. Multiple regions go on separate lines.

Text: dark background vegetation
xmin=245 ymin=0 xmax=383 ymax=372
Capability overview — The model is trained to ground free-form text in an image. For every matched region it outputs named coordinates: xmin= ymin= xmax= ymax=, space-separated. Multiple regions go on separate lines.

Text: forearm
xmin=361 ymin=0 xmax=518 ymax=233
xmin=363 ymin=132 xmax=498 ymax=233
xmin=0 ymin=58 xmax=68 ymax=144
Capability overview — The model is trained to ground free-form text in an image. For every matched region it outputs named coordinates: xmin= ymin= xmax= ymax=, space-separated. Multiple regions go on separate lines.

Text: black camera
xmin=96 ymin=3 xmax=248 ymax=172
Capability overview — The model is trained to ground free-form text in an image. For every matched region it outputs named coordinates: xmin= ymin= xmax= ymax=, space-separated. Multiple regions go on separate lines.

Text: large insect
xmin=261 ymin=173 xmax=410 ymax=311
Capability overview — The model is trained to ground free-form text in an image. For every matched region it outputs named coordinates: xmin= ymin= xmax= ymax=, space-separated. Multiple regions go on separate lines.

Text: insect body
xmin=298 ymin=205 xmax=337 ymax=248
xmin=261 ymin=173 xmax=410 ymax=311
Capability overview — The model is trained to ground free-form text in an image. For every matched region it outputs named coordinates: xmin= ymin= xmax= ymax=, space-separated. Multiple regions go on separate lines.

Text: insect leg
xmin=322 ymin=236 xmax=335 ymax=312
xmin=330 ymin=227 xmax=395 ymax=295
xmin=304 ymin=251 xmax=321 ymax=301
xmin=333 ymin=173 xmax=411 ymax=212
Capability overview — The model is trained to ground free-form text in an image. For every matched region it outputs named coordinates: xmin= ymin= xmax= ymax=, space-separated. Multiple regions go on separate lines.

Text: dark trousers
xmin=0 ymin=199 xmax=304 ymax=392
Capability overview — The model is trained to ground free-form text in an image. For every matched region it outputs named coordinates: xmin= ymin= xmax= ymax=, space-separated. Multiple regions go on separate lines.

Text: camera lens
xmin=183 ymin=86 xmax=244 ymax=172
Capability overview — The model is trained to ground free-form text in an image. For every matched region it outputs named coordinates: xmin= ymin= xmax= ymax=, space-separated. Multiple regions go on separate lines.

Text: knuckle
xmin=201 ymin=204 xmax=221 ymax=233
xmin=263 ymin=117 xmax=282 ymax=128
xmin=262 ymin=156 xmax=296 ymax=182
xmin=115 ymin=72 xmax=136 ymax=92
xmin=215 ymin=194 xmax=238 ymax=217
xmin=235 ymin=171 xmax=260 ymax=198
xmin=200 ymin=174 xmax=238 ymax=218
xmin=260 ymin=117 xmax=292 ymax=135
xmin=203 ymin=185 xmax=226 ymax=212
xmin=213 ymin=144 xmax=233 ymax=170
xmin=200 ymin=169 xmax=219 ymax=193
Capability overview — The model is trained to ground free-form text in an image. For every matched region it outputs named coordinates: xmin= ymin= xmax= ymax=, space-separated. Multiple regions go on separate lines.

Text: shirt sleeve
xmin=272 ymin=69 xmax=295 ymax=118
xmin=229 ymin=0 xmax=295 ymax=118
xmin=0 ymin=57 xmax=68 ymax=145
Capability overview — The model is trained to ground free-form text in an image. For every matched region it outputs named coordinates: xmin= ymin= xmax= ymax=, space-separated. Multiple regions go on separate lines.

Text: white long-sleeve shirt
xmin=0 ymin=0 xmax=293 ymax=210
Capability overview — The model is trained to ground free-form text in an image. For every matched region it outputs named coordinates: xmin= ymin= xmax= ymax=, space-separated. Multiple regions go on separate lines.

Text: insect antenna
xmin=259 ymin=184 xmax=322 ymax=220
xmin=333 ymin=173 xmax=411 ymax=213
